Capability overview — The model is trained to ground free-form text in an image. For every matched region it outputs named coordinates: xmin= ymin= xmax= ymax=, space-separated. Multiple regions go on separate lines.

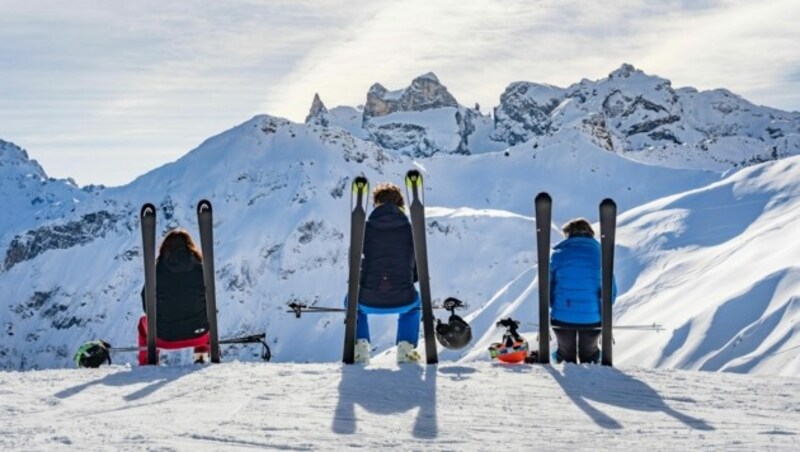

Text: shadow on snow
xmin=545 ymin=365 xmax=714 ymax=431
xmin=332 ymin=364 xmax=438 ymax=439
xmin=54 ymin=365 xmax=203 ymax=402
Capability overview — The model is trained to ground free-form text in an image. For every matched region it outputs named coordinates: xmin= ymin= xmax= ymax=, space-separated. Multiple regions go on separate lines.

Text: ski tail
xmin=406 ymin=169 xmax=438 ymax=365
xmin=599 ymin=198 xmax=617 ymax=367
xmin=534 ymin=192 xmax=552 ymax=364
xmin=343 ymin=177 xmax=369 ymax=364
xmin=197 ymin=199 xmax=221 ymax=363
xmin=140 ymin=203 xmax=158 ymax=365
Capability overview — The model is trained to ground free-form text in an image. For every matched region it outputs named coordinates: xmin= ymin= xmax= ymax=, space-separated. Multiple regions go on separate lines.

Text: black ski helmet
xmin=436 ymin=314 xmax=472 ymax=350
xmin=74 ymin=340 xmax=112 ymax=368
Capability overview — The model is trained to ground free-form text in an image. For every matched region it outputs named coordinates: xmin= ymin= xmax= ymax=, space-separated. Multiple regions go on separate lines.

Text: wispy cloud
xmin=1 ymin=0 xmax=798 ymax=185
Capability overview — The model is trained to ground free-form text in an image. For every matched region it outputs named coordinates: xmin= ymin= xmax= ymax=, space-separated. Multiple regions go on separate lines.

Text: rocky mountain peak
xmin=491 ymin=82 xmax=567 ymax=145
xmin=305 ymin=93 xmax=329 ymax=126
xmin=0 ymin=139 xmax=47 ymax=178
xmin=412 ymin=72 xmax=441 ymax=84
xmin=363 ymin=73 xmax=459 ymax=121
xmin=1 ymin=139 xmax=30 ymax=163
xmin=608 ymin=63 xmax=641 ymax=79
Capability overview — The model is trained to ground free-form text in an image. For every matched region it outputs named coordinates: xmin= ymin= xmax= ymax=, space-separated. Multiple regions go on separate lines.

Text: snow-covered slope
xmin=2 ymin=362 xmax=798 ymax=450
xmin=613 ymin=156 xmax=800 ymax=376
xmin=0 ymin=114 xmax=718 ymax=370
xmin=449 ymin=155 xmax=800 ymax=377
xmin=1 ymin=65 xmax=799 ymax=377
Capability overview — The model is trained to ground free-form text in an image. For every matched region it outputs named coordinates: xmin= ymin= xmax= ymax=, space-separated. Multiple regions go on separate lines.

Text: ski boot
xmin=354 ymin=339 xmax=371 ymax=365
xmin=396 ymin=341 xmax=421 ymax=364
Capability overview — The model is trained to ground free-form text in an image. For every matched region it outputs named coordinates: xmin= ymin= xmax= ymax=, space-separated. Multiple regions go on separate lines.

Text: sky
xmin=1 ymin=0 xmax=799 ymax=186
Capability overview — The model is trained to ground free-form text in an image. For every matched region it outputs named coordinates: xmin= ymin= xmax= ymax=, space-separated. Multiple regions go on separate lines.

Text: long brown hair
xmin=158 ymin=228 xmax=203 ymax=262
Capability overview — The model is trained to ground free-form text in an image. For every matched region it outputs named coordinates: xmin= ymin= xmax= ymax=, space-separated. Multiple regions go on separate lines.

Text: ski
xmin=534 ymin=192 xmax=552 ymax=364
xmin=197 ymin=199 xmax=221 ymax=364
xmin=140 ymin=203 xmax=158 ymax=365
xmin=599 ymin=198 xmax=617 ymax=367
xmin=89 ymin=333 xmax=271 ymax=361
xmin=406 ymin=169 xmax=438 ymax=365
xmin=343 ymin=177 xmax=369 ymax=364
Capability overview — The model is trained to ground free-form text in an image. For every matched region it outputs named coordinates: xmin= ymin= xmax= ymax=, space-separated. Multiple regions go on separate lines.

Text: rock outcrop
xmin=305 ymin=93 xmax=329 ymax=126
xmin=363 ymin=73 xmax=459 ymax=121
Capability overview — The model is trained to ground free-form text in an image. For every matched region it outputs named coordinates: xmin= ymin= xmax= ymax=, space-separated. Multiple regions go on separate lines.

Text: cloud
xmin=1 ymin=0 xmax=798 ymax=186
xmin=272 ymin=0 xmax=800 ymax=116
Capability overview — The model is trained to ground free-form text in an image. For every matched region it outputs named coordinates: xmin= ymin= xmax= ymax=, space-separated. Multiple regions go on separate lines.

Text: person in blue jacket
xmin=347 ymin=182 xmax=421 ymax=364
xmin=550 ymin=218 xmax=616 ymax=364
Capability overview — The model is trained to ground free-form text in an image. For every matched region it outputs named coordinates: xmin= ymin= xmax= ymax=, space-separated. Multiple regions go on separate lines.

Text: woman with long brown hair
xmin=138 ymin=228 xmax=210 ymax=364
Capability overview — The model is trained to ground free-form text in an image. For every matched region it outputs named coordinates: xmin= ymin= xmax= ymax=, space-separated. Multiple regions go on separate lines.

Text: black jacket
xmin=141 ymin=251 xmax=209 ymax=341
xmin=358 ymin=203 xmax=418 ymax=309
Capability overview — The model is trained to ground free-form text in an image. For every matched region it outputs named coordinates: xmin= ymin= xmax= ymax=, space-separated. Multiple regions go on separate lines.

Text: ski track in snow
xmin=1 ymin=362 xmax=798 ymax=451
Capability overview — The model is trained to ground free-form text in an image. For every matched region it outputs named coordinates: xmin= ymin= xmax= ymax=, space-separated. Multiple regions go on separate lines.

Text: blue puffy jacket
xmin=549 ymin=236 xmax=616 ymax=325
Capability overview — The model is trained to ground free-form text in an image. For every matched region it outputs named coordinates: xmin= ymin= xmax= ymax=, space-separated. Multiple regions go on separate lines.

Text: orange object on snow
xmin=497 ymin=349 xmax=528 ymax=364
xmin=489 ymin=340 xmax=529 ymax=364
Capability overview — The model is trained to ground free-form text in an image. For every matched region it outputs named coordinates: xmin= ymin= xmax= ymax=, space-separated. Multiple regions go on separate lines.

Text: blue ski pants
xmin=343 ymin=293 xmax=421 ymax=347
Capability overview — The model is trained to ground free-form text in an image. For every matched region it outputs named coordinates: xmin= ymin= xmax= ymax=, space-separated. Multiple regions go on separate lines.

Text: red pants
xmin=137 ymin=315 xmax=210 ymax=365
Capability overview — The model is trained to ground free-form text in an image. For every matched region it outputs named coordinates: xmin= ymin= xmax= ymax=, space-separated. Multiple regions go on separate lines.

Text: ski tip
xmin=140 ymin=203 xmax=156 ymax=218
xmin=600 ymin=198 xmax=617 ymax=208
xmin=405 ymin=169 xmax=423 ymax=188
xmin=197 ymin=199 xmax=213 ymax=214
xmin=535 ymin=192 xmax=551 ymax=203
xmin=352 ymin=176 xmax=369 ymax=194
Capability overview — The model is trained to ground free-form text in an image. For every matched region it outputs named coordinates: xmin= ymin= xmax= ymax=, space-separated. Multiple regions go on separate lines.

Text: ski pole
xmin=524 ymin=322 xmax=664 ymax=332
xmin=288 ymin=300 xmax=469 ymax=318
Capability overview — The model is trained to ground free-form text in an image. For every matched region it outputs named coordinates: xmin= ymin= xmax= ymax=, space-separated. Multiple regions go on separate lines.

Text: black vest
xmin=141 ymin=252 xmax=209 ymax=341
xmin=358 ymin=204 xmax=418 ymax=309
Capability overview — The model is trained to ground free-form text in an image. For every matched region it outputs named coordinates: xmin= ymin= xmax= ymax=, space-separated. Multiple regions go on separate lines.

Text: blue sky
xmin=1 ymin=0 xmax=798 ymax=186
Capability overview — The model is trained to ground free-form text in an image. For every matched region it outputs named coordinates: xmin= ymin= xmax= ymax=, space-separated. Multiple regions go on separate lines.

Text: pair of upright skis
xmin=140 ymin=200 xmax=220 ymax=365
xmin=342 ymin=170 xmax=438 ymax=365
xmin=535 ymin=193 xmax=617 ymax=366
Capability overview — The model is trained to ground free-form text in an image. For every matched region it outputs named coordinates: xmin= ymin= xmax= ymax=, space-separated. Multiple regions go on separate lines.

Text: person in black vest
xmin=138 ymin=228 xmax=210 ymax=365
xmin=348 ymin=183 xmax=421 ymax=364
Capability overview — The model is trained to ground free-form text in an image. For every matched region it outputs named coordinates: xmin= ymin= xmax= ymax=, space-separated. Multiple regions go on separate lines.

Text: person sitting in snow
xmin=347 ymin=182 xmax=421 ymax=364
xmin=550 ymin=218 xmax=617 ymax=364
xmin=139 ymin=228 xmax=211 ymax=365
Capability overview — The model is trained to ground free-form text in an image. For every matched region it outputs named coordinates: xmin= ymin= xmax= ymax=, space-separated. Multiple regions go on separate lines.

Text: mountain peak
xmin=608 ymin=63 xmax=644 ymax=79
xmin=413 ymin=72 xmax=440 ymax=84
xmin=363 ymin=73 xmax=458 ymax=121
xmin=0 ymin=139 xmax=48 ymax=179
xmin=0 ymin=139 xmax=30 ymax=163
xmin=305 ymin=93 xmax=329 ymax=125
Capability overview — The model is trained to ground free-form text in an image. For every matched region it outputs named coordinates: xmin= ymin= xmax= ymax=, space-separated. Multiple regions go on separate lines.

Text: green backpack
xmin=74 ymin=340 xmax=112 ymax=368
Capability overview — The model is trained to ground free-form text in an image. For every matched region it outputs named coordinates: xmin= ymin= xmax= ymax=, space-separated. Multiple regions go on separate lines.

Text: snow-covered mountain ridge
xmin=1 ymin=65 xmax=799 ymax=376
xmin=310 ymin=64 xmax=800 ymax=169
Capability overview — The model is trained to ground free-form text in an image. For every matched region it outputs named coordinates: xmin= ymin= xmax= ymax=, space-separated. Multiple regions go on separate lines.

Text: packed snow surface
xmin=2 ymin=361 xmax=798 ymax=451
